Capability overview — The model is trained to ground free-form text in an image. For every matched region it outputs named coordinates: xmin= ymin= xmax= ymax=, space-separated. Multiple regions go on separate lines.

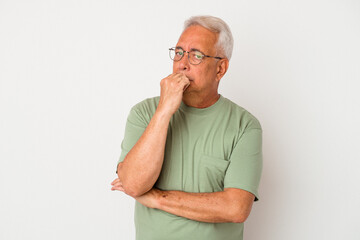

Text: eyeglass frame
xmin=169 ymin=47 xmax=224 ymax=65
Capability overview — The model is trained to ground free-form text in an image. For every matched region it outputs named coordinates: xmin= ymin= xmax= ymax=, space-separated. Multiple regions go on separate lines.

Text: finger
xmin=112 ymin=181 xmax=123 ymax=188
xmin=179 ymin=75 xmax=190 ymax=86
xmin=178 ymin=73 xmax=189 ymax=82
xmin=111 ymin=185 xmax=125 ymax=192
xmin=111 ymin=184 xmax=124 ymax=189
xmin=111 ymin=186 xmax=125 ymax=191
xmin=183 ymin=82 xmax=190 ymax=91
xmin=172 ymin=72 xmax=186 ymax=80
xmin=177 ymin=72 xmax=189 ymax=81
xmin=111 ymin=178 xmax=121 ymax=185
xmin=112 ymin=181 xmax=123 ymax=187
xmin=111 ymin=178 xmax=119 ymax=185
xmin=166 ymin=73 xmax=178 ymax=80
xmin=172 ymin=72 xmax=182 ymax=77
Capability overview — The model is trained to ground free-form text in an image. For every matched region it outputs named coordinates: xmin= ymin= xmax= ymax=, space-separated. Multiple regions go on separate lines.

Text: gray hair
xmin=184 ymin=15 xmax=234 ymax=60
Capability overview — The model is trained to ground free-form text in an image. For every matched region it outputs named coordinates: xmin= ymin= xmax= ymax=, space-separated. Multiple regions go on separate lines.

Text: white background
xmin=1 ymin=0 xmax=359 ymax=239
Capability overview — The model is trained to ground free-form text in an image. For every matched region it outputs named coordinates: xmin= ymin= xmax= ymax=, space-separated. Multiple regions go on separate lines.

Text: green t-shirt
xmin=118 ymin=95 xmax=262 ymax=240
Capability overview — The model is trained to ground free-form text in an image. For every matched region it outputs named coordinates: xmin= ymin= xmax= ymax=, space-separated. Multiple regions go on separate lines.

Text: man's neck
xmin=182 ymin=92 xmax=220 ymax=109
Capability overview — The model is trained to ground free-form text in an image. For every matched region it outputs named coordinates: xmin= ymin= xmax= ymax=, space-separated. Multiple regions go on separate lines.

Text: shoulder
xmin=131 ymin=96 xmax=160 ymax=113
xmin=128 ymin=96 xmax=160 ymax=123
xmin=221 ymin=96 xmax=262 ymax=131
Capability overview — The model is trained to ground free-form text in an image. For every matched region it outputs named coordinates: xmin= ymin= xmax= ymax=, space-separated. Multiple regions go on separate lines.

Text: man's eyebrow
xmin=190 ymin=48 xmax=202 ymax=52
xmin=175 ymin=46 xmax=203 ymax=53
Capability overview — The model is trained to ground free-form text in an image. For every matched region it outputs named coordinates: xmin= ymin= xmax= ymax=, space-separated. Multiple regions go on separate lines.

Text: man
xmin=111 ymin=15 xmax=262 ymax=240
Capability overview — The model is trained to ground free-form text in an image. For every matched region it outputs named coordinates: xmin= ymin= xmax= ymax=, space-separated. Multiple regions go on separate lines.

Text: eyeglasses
xmin=169 ymin=47 xmax=223 ymax=65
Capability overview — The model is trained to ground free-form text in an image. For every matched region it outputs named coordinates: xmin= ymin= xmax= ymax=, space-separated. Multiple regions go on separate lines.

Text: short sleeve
xmin=116 ymin=107 xmax=148 ymax=172
xmin=224 ymin=128 xmax=263 ymax=201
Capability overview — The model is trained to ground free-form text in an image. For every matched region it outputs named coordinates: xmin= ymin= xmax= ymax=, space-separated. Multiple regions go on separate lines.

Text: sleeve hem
xmin=224 ymin=184 xmax=260 ymax=201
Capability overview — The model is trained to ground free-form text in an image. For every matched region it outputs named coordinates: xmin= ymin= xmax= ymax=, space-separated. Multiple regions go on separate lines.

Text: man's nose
xmin=178 ymin=52 xmax=190 ymax=71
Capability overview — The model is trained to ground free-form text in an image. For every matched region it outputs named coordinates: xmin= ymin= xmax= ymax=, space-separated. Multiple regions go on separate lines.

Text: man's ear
xmin=216 ymin=58 xmax=229 ymax=82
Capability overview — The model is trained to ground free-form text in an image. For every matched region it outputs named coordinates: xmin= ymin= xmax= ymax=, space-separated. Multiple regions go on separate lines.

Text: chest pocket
xmin=198 ymin=155 xmax=230 ymax=192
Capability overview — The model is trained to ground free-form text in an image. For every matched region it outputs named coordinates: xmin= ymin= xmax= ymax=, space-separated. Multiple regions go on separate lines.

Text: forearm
xmin=153 ymin=189 xmax=254 ymax=223
xmin=118 ymin=73 xmax=190 ymax=197
xmin=118 ymin=109 xmax=172 ymax=197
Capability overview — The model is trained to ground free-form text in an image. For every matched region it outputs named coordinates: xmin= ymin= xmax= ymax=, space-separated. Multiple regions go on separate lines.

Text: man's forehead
xmin=176 ymin=25 xmax=218 ymax=53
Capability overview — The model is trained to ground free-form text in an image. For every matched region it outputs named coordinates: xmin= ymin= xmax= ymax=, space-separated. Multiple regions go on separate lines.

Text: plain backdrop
xmin=1 ymin=0 xmax=359 ymax=239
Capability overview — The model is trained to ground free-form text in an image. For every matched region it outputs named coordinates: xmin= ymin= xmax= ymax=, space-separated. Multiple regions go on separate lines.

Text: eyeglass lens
xmin=169 ymin=48 xmax=204 ymax=65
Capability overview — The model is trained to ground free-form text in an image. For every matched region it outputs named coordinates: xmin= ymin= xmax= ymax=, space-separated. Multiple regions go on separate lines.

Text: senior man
xmin=111 ymin=15 xmax=262 ymax=240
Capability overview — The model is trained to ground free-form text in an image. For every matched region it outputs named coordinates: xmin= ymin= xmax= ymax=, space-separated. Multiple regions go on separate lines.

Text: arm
xmin=128 ymin=127 xmax=262 ymax=223
xmin=134 ymin=188 xmax=255 ymax=223
xmin=117 ymin=109 xmax=172 ymax=198
xmin=117 ymin=73 xmax=190 ymax=198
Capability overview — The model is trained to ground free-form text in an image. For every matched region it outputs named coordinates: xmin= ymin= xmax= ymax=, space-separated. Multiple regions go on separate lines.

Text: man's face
xmin=173 ymin=25 xmax=221 ymax=96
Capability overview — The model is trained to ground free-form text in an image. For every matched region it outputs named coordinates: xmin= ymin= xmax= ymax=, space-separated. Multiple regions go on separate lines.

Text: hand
xmin=111 ymin=178 xmax=161 ymax=209
xmin=158 ymin=73 xmax=190 ymax=115
xmin=112 ymin=162 xmax=125 ymax=191
xmin=111 ymin=177 xmax=124 ymax=192
xmin=135 ymin=188 xmax=162 ymax=209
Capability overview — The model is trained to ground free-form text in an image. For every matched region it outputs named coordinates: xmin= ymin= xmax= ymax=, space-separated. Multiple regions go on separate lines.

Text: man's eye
xmin=176 ymin=51 xmax=184 ymax=56
xmin=194 ymin=53 xmax=203 ymax=59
